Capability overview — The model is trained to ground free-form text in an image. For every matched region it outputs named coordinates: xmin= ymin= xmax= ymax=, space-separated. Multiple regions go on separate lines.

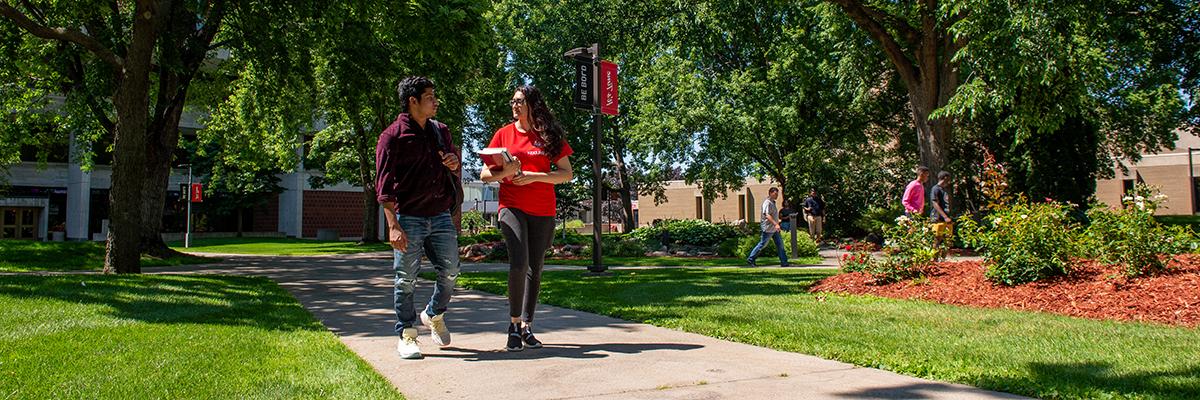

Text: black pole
xmin=589 ymin=43 xmax=606 ymax=274
xmin=1190 ymin=148 xmax=1196 ymax=214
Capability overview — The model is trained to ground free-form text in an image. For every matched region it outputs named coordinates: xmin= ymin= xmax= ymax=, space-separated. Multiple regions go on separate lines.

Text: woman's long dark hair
xmin=516 ymin=85 xmax=566 ymax=161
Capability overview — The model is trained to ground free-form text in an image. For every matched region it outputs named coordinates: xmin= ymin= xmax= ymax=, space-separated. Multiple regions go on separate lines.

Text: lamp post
xmin=185 ymin=164 xmax=193 ymax=248
xmin=564 ymin=43 xmax=607 ymax=274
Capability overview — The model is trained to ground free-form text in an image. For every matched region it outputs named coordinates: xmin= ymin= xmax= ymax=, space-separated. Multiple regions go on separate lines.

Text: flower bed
xmin=812 ymin=255 xmax=1200 ymax=327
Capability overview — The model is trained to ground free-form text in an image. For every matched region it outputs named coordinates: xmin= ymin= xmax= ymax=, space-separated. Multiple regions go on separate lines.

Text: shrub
xmin=475 ymin=229 xmax=503 ymax=243
xmin=852 ymin=205 xmax=904 ymax=236
xmin=628 ymin=219 xmax=739 ymax=248
xmin=842 ymin=216 xmax=942 ymax=282
xmin=736 ymin=232 xmax=819 ymax=259
xmin=461 ymin=210 xmax=489 ymax=234
xmin=1082 ymin=187 xmax=1200 ymax=277
xmin=716 ymin=237 xmax=741 ymax=257
xmin=958 ymin=200 xmax=1079 ymax=285
xmin=580 ymin=236 xmax=648 ymax=257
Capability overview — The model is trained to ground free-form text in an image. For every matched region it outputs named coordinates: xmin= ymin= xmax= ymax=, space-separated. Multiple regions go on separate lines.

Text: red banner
xmin=190 ymin=183 xmax=203 ymax=203
xmin=600 ymin=60 xmax=619 ymax=116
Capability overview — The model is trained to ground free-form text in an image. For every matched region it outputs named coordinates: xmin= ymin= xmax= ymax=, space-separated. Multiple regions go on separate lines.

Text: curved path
xmin=157 ymin=254 xmax=1026 ymax=400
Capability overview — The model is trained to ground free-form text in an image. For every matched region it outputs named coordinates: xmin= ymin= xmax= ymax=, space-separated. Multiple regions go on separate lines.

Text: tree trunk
xmin=237 ymin=208 xmax=244 ymax=237
xmin=361 ymin=185 xmax=380 ymax=243
xmin=355 ymin=115 xmax=382 ymax=244
xmin=828 ymin=0 xmax=962 ymax=189
xmin=609 ymin=124 xmax=636 ymax=232
xmin=138 ymin=0 xmax=219 ymax=259
xmin=104 ymin=1 xmax=160 ymax=274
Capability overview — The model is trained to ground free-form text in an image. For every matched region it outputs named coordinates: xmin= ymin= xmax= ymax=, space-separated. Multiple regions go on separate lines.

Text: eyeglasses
xmin=509 ymin=98 xmax=526 ymax=106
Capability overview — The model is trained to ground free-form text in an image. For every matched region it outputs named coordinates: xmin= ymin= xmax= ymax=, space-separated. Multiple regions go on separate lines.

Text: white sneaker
xmin=421 ymin=312 xmax=451 ymax=347
xmin=397 ymin=327 xmax=422 ymax=359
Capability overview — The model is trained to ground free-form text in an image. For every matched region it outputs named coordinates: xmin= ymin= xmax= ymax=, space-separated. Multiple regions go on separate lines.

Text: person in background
xmin=902 ymin=166 xmax=930 ymax=217
xmin=747 ymin=187 xmax=789 ymax=268
xmin=802 ymin=189 xmax=826 ymax=242
xmin=929 ymin=171 xmax=954 ymax=252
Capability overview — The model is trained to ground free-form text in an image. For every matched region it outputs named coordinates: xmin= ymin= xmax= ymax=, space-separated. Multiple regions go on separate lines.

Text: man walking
xmin=903 ymin=166 xmax=930 ymax=218
xmin=747 ymin=187 xmax=789 ymax=267
xmin=802 ymin=189 xmax=825 ymax=242
xmin=930 ymin=171 xmax=954 ymax=251
xmin=376 ymin=76 xmax=462 ymax=359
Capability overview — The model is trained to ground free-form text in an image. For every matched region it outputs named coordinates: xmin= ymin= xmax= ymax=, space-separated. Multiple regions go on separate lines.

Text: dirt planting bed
xmin=813 ymin=254 xmax=1200 ymax=327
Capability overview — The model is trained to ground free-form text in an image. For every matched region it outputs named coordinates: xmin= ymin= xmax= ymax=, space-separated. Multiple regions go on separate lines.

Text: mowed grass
xmin=169 ymin=237 xmax=391 ymax=255
xmin=453 ymin=268 xmax=1200 ymax=400
xmin=546 ymin=256 xmax=824 ymax=267
xmin=0 ymin=241 xmax=216 ymax=272
xmin=0 ymin=274 xmax=403 ymax=399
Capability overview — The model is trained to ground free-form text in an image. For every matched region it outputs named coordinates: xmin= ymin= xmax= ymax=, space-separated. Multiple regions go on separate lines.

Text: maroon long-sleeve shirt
xmin=375 ymin=113 xmax=457 ymax=217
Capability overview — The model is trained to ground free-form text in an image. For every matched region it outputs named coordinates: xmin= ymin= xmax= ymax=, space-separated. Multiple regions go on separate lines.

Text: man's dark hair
xmin=938 ymin=171 xmax=952 ymax=181
xmin=397 ymin=76 xmax=435 ymax=113
xmin=768 ymin=187 xmax=779 ymax=194
xmin=917 ymin=166 xmax=930 ymax=174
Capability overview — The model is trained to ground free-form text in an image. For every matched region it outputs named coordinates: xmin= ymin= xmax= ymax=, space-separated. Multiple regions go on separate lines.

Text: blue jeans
xmin=747 ymin=230 xmax=788 ymax=265
xmin=393 ymin=211 xmax=460 ymax=332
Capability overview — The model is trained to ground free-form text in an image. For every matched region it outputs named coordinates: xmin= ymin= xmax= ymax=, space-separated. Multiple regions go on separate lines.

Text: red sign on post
xmin=599 ymin=60 xmax=619 ymax=116
xmin=190 ymin=183 xmax=203 ymax=203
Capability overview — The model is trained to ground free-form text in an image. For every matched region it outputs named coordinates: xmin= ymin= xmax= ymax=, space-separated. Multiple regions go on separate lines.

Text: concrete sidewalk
xmin=158 ymin=255 xmax=1025 ymax=400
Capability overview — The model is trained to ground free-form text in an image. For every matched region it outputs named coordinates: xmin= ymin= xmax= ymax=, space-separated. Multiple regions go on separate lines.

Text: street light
xmin=182 ymin=164 xmax=193 ymax=248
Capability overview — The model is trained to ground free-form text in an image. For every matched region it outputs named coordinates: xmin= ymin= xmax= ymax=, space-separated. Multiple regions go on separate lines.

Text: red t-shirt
xmin=486 ymin=123 xmax=573 ymax=217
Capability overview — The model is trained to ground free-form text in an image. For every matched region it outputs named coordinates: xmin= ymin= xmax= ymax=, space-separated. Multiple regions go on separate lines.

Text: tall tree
xmin=1 ymin=1 xmax=162 ymax=273
xmin=209 ymin=0 xmax=493 ymax=243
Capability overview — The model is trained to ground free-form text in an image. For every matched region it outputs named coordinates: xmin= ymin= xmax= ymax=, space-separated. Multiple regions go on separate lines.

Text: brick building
xmin=1095 ymin=131 xmax=1200 ymax=215
xmin=636 ymin=177 xmax=783 ymax=226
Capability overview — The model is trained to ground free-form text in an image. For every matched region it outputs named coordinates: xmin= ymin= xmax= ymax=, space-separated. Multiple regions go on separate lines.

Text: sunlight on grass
xmin=0 ymin=274 xmax=403 ymax=399
xmin=455 ymin=268 xmax=1200 ymax=400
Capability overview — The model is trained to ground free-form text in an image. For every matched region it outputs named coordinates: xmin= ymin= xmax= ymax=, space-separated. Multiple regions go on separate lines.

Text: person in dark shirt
xmin=803 ymin=189 xmax=825 ymax=242
xmin=929 ymin=171 xmax=953 ymax=252
xmin=779 ymin=200 xmax=795 ymax=233
xmin=375 ymin=76 xmax=462 ymax=360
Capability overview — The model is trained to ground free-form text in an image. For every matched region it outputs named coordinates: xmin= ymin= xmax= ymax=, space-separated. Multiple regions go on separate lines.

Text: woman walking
xmin=480 ymin=85 xmax=574 ymax=351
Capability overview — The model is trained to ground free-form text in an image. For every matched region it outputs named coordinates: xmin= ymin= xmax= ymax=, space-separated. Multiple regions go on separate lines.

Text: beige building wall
xmin=1095 ymin=131 xmax=1198 ymax=215
xmin=637 ymin=178 xmax=785 ymax=226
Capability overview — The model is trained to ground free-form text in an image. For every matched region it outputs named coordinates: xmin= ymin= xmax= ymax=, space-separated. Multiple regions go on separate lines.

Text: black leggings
xmin=498 ymin=207 xmax=556 ymax=323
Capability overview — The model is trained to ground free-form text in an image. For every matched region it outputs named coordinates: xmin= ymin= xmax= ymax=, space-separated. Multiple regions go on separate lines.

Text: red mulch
xmin=812 ymin=254 xmax=1200 ymax=327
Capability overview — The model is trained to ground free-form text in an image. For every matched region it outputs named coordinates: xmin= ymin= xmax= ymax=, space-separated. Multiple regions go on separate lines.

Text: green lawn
xmin=546 ymin=256 xmax=824 ymax=267
xmin=0 ymin=274 xmax=403 ymax=399
xmin=453 ymin=268 xmax=1200 ymax=400
xmin=169 ymin=237 xmax=392 ymax=255
xmin=0 ymin=241 xmax=216 ymax=272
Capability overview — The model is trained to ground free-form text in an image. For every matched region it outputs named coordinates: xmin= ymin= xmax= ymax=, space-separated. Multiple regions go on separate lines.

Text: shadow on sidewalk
xmin=426 ymin=342 xmax=704 ymax=361
xmin=830 ymin=382 xmax=1026 ymax=399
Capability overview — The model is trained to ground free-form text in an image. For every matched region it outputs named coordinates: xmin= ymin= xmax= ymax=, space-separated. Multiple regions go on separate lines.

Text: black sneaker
xmin=505 ymin=323 xmax=523 ymax=352
xmin=520 ymin=325 xmax=543 ymax=349
xmin=746 ymin=258 xmax=757 ymax=267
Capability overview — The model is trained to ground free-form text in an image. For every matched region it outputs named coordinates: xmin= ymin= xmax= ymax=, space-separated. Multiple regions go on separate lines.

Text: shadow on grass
xmin=0 ymin=274 xmax=323 ymax=332
xmin=968 ymin=361 xmax=1200 ymax=400
xmin=0 ymin=241 xmax=218 ymax=272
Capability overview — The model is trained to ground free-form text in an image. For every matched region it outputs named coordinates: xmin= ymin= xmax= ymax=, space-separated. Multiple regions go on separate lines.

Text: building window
xmin=738 ymin=194 xmax=746 ymax=220
xmin=1122 ymin=179 xmax=1135 ymax=199
xmin=695 ymin=196 xmax=703 ymax=219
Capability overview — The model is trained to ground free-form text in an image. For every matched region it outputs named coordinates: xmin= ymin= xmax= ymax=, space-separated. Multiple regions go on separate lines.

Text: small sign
xmin=190 ymin=183 xmax=203 ymax=203
xmin=572 ymin=59 xmax=594 ymax=110
xmin=631 ymin=199 xmax=639 ymax=211
xmin=600 ymin=60 xmax=619 ymax=116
